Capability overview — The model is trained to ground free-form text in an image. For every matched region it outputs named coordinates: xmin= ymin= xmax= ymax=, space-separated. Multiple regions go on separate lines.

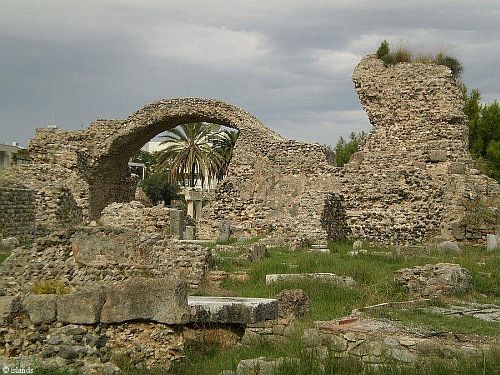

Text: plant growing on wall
xmin=375 ymin=41 xmax=463 ymax=78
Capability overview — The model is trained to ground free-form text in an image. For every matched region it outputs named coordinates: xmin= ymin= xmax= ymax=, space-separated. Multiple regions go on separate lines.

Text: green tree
xmin=334 ymin=131 xmax=366 ymax=167
xmin=155 ymin=123 xmax=224 ymax=188
xmin=212 ymin=129 xmax=239 ymax=182
xmin=463 ymin=86 xmax=500 ymax=182
xmin=139 ymin=170 xmax=180 ymax=205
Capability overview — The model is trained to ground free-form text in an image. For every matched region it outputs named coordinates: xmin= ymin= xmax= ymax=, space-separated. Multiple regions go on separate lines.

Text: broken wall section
xmin=0 ymin=166 xmax=84 ymax=237
xmin=342 ymin=55 xmax=499 ymax=244
xmin=0 ymin=181 xmax=36 ymax=240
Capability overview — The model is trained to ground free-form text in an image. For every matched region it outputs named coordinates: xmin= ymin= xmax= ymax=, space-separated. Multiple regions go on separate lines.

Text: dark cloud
xmin=0 ymin=0 xmax=498 ymax=147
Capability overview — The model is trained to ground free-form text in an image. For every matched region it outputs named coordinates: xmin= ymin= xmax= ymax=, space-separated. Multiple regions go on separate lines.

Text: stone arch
xmin=77 ymin=98 xmax=283 ymax=219
xmin=25 ymin=97 xmax=336 ymax=243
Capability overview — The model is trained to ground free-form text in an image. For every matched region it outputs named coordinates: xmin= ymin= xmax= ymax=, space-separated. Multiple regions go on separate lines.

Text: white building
xmin=0 ymin=143 xmax=31 ymax=172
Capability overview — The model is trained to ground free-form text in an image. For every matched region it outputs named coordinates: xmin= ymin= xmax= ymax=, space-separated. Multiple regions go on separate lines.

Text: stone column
xmin=170 ymin=209 xmax=184 ymax=240
xmin=185 ymin=189 xmax=203 ymax=220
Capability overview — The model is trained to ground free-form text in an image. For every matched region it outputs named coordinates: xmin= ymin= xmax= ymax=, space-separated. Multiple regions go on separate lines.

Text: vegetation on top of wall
xmin=375 ymin=40 xmax=463 ymax=78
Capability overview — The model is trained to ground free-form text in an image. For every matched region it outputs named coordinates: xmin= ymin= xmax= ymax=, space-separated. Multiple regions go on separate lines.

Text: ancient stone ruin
xmin=0 ymin=53 xmax=499 ymax=372
xmin=0 ymin=55 xmax=497 ymax=246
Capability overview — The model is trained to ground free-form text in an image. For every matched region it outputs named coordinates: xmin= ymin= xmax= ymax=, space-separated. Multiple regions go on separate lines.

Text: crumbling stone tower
xmin=339 ymin=55 xmax=498 ymax=244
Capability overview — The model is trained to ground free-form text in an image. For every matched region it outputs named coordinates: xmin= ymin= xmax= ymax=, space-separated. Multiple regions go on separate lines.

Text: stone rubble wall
xmin=99 ymin=201 xmax=171 ymax=235
xmin=0 ymin=165 xmax=85 ymax=236
xmin=197 ymin=139 xmax=338 ymax=243
xmin=1 ymin=315 xmax=184 ymax=372
xmin=0 ymin=227 xmax=213 ymax=296
xmin=0 ymin=182 xmax=36 ymax=240
xmin=340 ymin=55 xmax=499 ymax=244
xmin=1 ymin=60 xmax=497 ymax=245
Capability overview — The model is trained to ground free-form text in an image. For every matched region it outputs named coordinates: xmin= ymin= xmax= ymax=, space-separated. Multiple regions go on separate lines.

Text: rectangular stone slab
xmin=188 ymin=296 xmax=278 ymax=324
xmin=265 ymin=273 xmax=356 ymax=287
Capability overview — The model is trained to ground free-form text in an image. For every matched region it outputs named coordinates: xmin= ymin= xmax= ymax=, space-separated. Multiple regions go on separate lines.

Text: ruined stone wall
xmin=0 ymin=226 xmax=213 ymax=296
xmin=198 ymin=140 xmax=338 ymax=243
xmin=0 ymin=165 xmax=84 ymax=237
xmin=0 ymin=182 xmax=36 ymax=240
xmin=99 ymin=201 xmax=172 ymax=235
xmin=3 ymin=98 xmax=336 ymax=244
xmin=340 ymin=55 xmax=499 ymax=244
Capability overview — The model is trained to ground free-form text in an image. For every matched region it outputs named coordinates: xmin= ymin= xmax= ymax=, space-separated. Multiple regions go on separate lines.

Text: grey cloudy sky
xmin=1 ymin=0 xmax=499 ymax=147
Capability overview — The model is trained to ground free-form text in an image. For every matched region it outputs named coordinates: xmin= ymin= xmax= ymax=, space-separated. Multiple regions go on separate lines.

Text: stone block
xmin=100 ymin=277 xmax=189 ymax=324
xmin=250 ymin=243 xmax=267 ymax=261
xmin=428 ymin=150 xmax=447 ymax=162
xmin=23 ymin=294 xmax=57 ymax=324
xmin=57 ymin=287 xmax=106 ymax=324
xmin=486 ymin=234 xmax=497 ymax=252
xmin=0 ymin=296 xmax=20 ymax=325
xmin=219 ymin=220 xmax=231 ymax=242
xmin=188 ymin=296 xmax=278 ymax=324
xmin=394 ymin=263 xmax=473 ymax=297
xmin=265 ymin=273 xmax=356 ymax=288
xmin=185 ymin=225 xmax=196 ymax=240
xmin=449 ymin=162 xmax=466 ymax=174
xmin=436 ymin=240 xmax=461 ymax=254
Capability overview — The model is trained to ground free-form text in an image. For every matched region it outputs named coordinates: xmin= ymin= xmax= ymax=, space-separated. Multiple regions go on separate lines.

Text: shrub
xmin=334 ymin=131 xmax=366 ymax=167
xmin=435 ymin=52 xmax=463 ymax=78
xmin=376 ymin=40 xmax=390 ymax=58
xmin=32 ymin=280 xmax=70 ymax=294
xmin=139 ymin=170 xmax=180 ymax=205
xmin=375 ymin=41 xmax=463 ymax=78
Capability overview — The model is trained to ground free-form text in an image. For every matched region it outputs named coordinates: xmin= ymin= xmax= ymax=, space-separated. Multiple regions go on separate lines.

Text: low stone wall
xmin=0 ymin=182 xmax=36 ymax=240
xmin=17 ymin=278 xmax=189 ymax=325
xmin=99 ymin=201 xmax=172 ymax=235
xmin=0 ymin=226 xmax=213 ymax=296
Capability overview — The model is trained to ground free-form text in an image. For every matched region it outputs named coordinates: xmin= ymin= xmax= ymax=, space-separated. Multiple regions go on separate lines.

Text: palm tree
xmin=212 ymin=129 xmax=239 ymax=182
xmin=155 ymin=123 xmax=224 ymax=188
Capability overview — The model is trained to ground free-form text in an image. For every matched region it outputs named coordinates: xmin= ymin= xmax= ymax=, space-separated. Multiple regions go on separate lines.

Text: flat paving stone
xmin=266 ymin=273 xmax=356 ymax=287
xmin=188 ymin=296 xmax=278 ymax=324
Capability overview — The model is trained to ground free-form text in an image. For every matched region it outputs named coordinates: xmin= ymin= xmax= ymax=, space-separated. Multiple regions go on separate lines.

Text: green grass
xmin=273 ymin=347 xmax=500 ymax=375
xmin=17 ymin=241 xmax=500 ymax=375
xmin=168 ymin=326 xmax=306 ymax=375
xmin=0 ymin=253 xmax=8 ymax=263
xmin=209 ymin=244 xmax=499 ymax=321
